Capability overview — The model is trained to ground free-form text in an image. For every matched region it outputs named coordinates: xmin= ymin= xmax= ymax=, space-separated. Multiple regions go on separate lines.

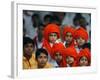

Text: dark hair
xmin=82 ymin=43 xmax=91 ymax=50
xmin=23 ymin=37 xmax=34 ymax=47
xmin=35 ymin=48 xmax=48 ymax=59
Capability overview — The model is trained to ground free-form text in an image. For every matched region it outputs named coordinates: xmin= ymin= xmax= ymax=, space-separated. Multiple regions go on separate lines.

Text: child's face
xmin=37 ymin=53 xmax=48 ymax=68
xmin=66 ymin=56 xmax=74 ymax=64
xmin=49 ymin=33 xmax=58 ymax=43
xmin=65 ymin=32 xmax=73 ymax=44
xmin=24 ymin=43 xmax=34 ymax=56
xmin=76 ymin=37 xmax=86 ymax=47
xmin=79 ymin=56 xmax=89 ymax=66
xmin=55 ymin=52 xmax=63 ymax=63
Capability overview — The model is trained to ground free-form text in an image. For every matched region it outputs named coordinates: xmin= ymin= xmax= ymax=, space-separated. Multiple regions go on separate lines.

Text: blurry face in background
xmin=65 ymin=32 xmax=73 ymax=45
xmin=79 ymin=56 xmax=89 ymax=66
xmin=66 ymin=56 xmax=74 ymax=65
xmin=38 ymin=26 xmax=44 ymax=42
xmin=37 ymin=53 xmax=48 ymax=68
xmin=55 ymin=52 xmax=63 ymax=63
xmin=76 ymin=37 xmax=86 ymax=47
xmin=49 ymin=33 xmax=58 ymax=43
xmin=24 ymin=43 xmax=34 ymax=56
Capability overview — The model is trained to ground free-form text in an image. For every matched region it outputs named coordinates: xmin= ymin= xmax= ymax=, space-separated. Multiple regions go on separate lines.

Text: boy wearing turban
xmin=42 ymin=23 xmax=63 ymax=67
xmin=63 ymin=26 xmax=76 ymax=48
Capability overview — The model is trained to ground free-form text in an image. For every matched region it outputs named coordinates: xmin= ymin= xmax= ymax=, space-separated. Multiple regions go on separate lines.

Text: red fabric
xmin=52 ymin=43 xmax=66 ymax=67
xmin=74 ymin=27 xmax=88 ymax=41
xmin=62 ymin=47 xmax=78 ymax=67
xmin=78 ymin=48 xmax=91 ymax=66
xmin=42 ymin=39 xmax=53 ymax=56
xmin=43 ymin=23 xmax=60 ymax=41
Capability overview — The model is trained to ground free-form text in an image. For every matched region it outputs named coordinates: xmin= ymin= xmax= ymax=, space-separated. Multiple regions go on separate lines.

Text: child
xmin=74 ymin=27 xmax=89 ymax=53
xmin=42 ymin=23 xmax=62 ymax=67
xmin=52 ymin=43 xmax=66 ymax=67
xmin=63 ymin=47 xmax=78 ymax=67
xmin=23 ymin=37 xmax=37 ymax=69
xmin=78 ymin=48 xmax=91 ymax=66
xmin=63 ymin=26 xmax=75 ymax=48
xmin=35 ymin=48 xmax=53 ymax=68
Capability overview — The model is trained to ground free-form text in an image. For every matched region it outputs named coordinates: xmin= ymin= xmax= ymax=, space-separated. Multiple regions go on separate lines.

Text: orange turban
xmin=52 ymin=43 xmax=65 ymax=59
xmin=63 ymin=47 xmax=78 ymax=67
xmin=63 ymin=26 xmax=75 ymax=40
xmin=43 ymin=23 xmax=60 ymax=41
xmin=52 ymin=43 xmax=66 ymax=67
xmin=74 ymin=27 xmax=88 ymax=41
xmin=78 ymin=48 xmax=91 ymax=66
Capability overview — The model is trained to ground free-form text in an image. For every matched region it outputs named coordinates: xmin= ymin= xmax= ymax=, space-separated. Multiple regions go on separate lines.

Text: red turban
xmin=43 ymin=23 xmax=60 ymax=41
xmin=63 ymin=47 xmax=78 ymax=67
xmin=78 ymin=48 xmax=91 ymax=66
xmin=52 ymin=43 xmax=66 ymax=67
xmin=63 ymin=26 xmax=75 ymax=40
xmin=74 ymin=27 xmax=88 ymax=41
xmin=52 ymin=43 xmax=65 ymax=59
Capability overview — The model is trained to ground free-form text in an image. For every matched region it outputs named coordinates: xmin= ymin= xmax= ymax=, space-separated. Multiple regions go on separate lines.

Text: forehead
xmin=55 ymin=52 xmax=62 ymax=55
xmin=76 ymin=37 xmax=85 ymax=40
xmin=25 ymin=43 xmax=33 ymax=46
xmin=49 ymin=32 xmax=57 ymax=35
xmin=80 ymin=56 xmax=87 ymax=59
xmin=66 ymin=32 xmax=72 ymax=35
xmin=39 ymin=53 xmax=47 ymax=57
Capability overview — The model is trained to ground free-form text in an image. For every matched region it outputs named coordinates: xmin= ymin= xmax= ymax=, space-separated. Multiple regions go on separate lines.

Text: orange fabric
xmin=43 ymin=23 xmax=60 ymax=41
xmin=23 ymin=53 xmax=37 ymax=69
xmin=74 ymin=27 xmax=88 ymax=41
xmin=78 ymin=48 xmax=91 ymax=66
xmin=23 ymin=52 xmax=53 ymax=69
xmin=52 ymin=43 xmax=66 ymax=67
xmin=62 ymin=47 xmax=78 ymax=67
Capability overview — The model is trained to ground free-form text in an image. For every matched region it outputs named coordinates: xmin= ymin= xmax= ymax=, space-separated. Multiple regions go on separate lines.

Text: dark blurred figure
xmin=73 ymin=13 xmax=88 ymax=29
xmin=32 ymin=13 xmax=41 ymax=28
xmin=43 ymin=14 xmax=53 ymax=26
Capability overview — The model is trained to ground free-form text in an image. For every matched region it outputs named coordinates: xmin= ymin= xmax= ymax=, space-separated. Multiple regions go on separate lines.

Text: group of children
xmin=23 ymin=23 xmax=91 ymax=69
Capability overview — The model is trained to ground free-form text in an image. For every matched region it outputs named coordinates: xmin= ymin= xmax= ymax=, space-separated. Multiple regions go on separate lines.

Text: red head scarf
xmin=43 ymin=23 xmax=60 ymax=41
xmin=63 ymin=26 xmax=75 ymax=40
xmin=63 ymin=47 xmax=78 ymax=67
xmin=52 ymin=43 xmax=66 ymax=67
xmin=42 ymin=24 xmax=60 ymax=57
xmin=74 ymin=27 xmax=88 ymax=41
xmin=78 ymin=48 xmax=91 ymax=66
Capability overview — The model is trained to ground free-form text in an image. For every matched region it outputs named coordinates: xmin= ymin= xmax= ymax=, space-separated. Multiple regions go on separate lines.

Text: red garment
xmin=52 ymin=43 xmax=66 ymax=67
xmin=78 ymin=48 xmax=91 ymax=66
xmin=43 ymin=23 xmax=60 ymax=41
xmin=42 ymin=23 xmax=60 ymax=56
xmin=42 ymin=39 xmax=53 ymax=55
xmin=63 ymin=47 xmax=78 ymax=67
xmin=74 ymin=27 xmax=88 ymax=41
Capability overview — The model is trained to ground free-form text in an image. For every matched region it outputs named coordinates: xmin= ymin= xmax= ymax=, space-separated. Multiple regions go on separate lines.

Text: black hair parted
xmin=35 ymin=48 xmax=48 ymax=59
xmin=23 ymin=37 xmax=34 ymax=47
